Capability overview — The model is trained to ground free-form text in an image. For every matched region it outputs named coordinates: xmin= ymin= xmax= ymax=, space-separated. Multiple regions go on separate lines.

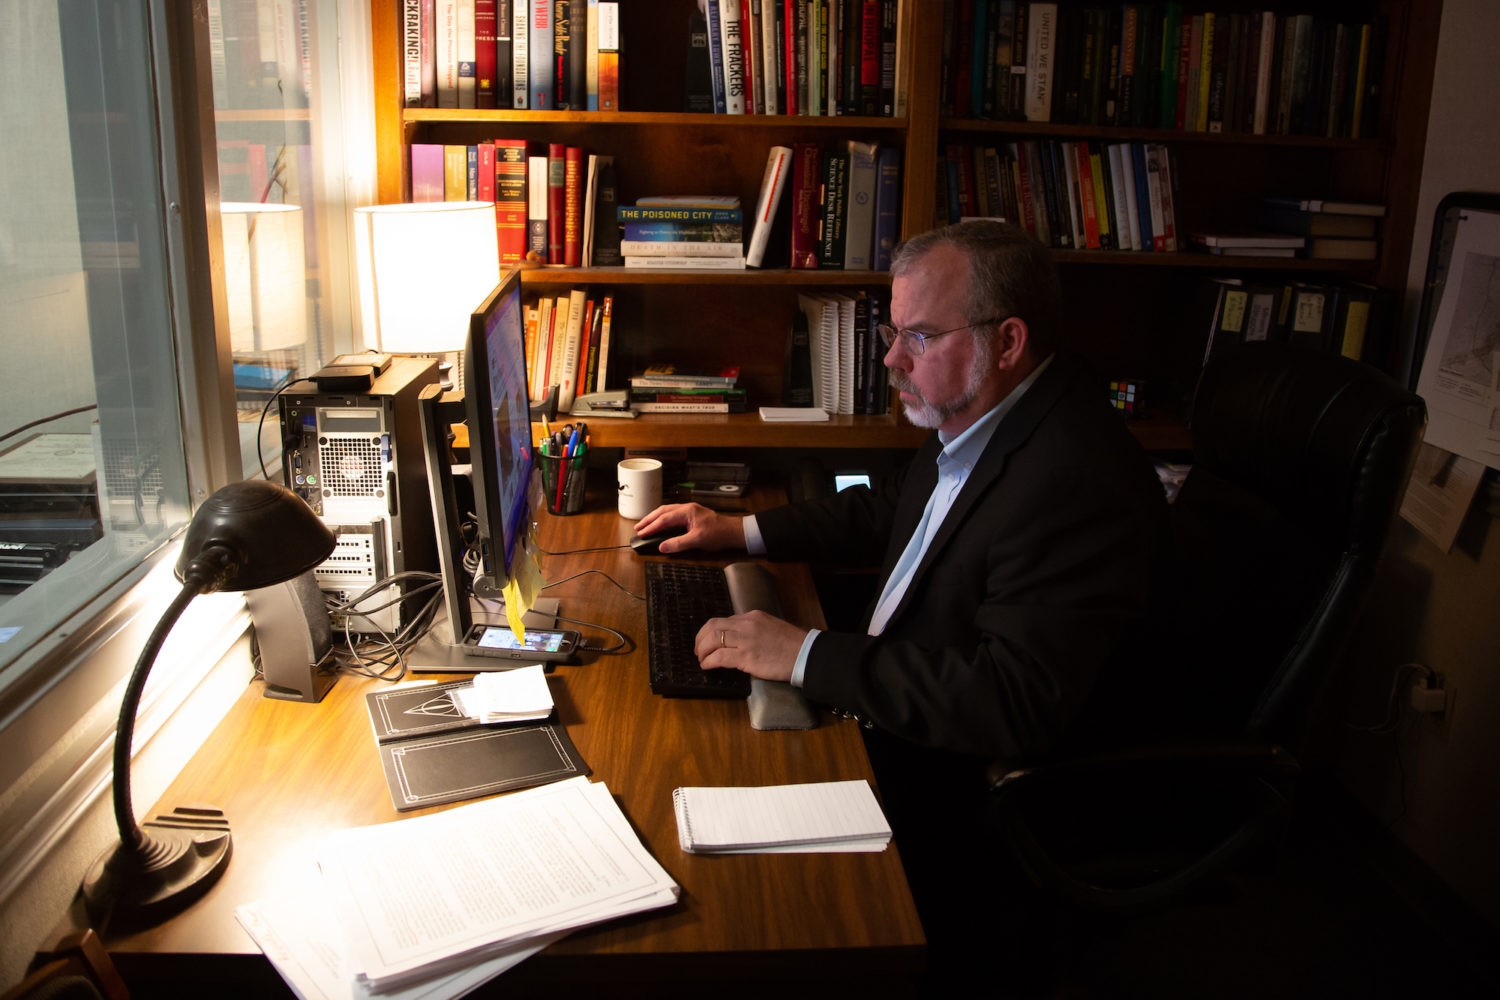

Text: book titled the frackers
xmin=364 ymin=680 xmax=589 ymax=811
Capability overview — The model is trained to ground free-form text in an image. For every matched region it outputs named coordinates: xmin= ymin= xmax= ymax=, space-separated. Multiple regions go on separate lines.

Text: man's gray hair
xmin=890 ymin=220 xmax=1063 ymax=357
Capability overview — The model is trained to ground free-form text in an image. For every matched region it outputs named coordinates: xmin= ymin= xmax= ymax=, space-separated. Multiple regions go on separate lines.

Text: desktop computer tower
xmin=279 ymin=357 xmax=440 ymax=633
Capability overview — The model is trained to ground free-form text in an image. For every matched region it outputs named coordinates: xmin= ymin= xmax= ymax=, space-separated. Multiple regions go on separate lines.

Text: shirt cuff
xmin=742 ymin=514 xmax=767 ymax=555
xmin=790 ymin=628 xmax=821 ymax=688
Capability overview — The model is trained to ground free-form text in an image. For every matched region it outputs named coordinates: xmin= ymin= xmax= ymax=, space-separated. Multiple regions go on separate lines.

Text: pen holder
xmin=538 ymin=450 xmax=587 ymax=515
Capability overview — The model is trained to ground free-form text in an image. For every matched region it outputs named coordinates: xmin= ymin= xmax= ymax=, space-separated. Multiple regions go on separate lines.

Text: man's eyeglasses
xmin=875 ymin=317 xmax=1011 ymax=356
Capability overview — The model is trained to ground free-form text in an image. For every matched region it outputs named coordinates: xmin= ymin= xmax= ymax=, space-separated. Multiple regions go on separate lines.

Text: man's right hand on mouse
xmin=633 ymin=503 xmax=747 ymax=555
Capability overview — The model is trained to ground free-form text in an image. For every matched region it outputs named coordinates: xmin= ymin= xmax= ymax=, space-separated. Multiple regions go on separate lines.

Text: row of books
xmin=1188 ymin=196 xmax=1386 ymax=261
xmin=401 ymin=0 xmax=621 ymax=111
xmin=409 ymin=137 xmax=901 ymax=272
xmin=792 ymin=290 xmax=891 ymax=415
xmin=688 ymin=0 xmax=904 ymax=117
xmin=628 ymin=366 xmax=747 ymax=413
xmin=525 ymin=288 xmax=615 ymax=411
xmin=208 ymin=0 xmax=312 ymax=110
xmin=941 ymin=2 xmax=1385 ymax=139
xmin=411 ymin=141 xmax=622 ymax=266
xmin=937 ymin=139 xmax=1179 ymax=252
xmin=1191 ymin=274 xmax=1389 ymax=371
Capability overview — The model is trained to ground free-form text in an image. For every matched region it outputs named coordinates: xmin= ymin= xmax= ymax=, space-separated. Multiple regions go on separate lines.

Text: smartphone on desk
xmin=462 ymin=624 xmax=581 ymax=663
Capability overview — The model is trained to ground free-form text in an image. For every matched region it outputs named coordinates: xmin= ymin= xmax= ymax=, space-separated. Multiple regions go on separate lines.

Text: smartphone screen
xmin=472 ymin=626 xmax=569 ymax=653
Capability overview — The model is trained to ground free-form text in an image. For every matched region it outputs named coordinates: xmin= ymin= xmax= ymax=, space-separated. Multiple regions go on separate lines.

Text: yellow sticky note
xmin=503 ymin=530 xmax=546 ymax=642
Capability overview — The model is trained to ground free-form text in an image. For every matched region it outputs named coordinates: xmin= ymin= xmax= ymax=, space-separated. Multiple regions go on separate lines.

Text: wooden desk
xmin=93 ymin=492 xmax=925 ymax=993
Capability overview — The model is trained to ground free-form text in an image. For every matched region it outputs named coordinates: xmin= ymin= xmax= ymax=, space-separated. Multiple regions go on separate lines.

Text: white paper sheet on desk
xmin=315 ymin=777 xmax=678 ymax=993
xmin=673 ymin=779 xmax=892 ymax=853
xmin=235 ymin=890 xmax=559 ymax=1000
xmin=452 ymin=664 xmax=554 ymax=723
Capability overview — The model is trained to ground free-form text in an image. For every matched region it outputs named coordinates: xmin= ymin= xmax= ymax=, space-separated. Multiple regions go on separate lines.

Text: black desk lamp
xmin=81 ymin=480 xmax=335 ymax=926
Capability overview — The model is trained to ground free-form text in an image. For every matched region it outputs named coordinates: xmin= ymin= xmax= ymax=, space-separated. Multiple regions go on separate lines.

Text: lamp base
xmin=81 ymin=807 xmax=232 ymax=928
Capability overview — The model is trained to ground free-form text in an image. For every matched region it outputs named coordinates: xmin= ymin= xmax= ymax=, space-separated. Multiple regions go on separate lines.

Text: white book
xmin=747 ymin=145 xmax=793 ymax=267
xmin=586 ymin=0 xmax=600 ymax=109
xmin=759 ymin=0 xmax=780 ymax=113
xmin=718 ymin=0 xmax=746 ymax=114
xmin=798 ymin=294 xmax=839 ymax=413
xmin=457 ymin=0 xmax=476 ymax=108
xmin=622 ymin=255 xmax=747 ymax=269
xmin=758 ymin=407 xmax=830 ymax=422
xmin=835 ymin=294 xmax=855 ymax=415
xmin=554 ymin=289 xmax=588 ymax=412
xmin=673 ymin=779 xmax=891 ymax=853
xmin=1059 ymin=141 xmax=1085 ymax=249
xmin=1024 ymin=3 xmax=1058 ymax=122
xmin=1106 ymin=143 xmax=1133 ymax=250
xmin=595 ymin=295 xmax=614 ymax=392
xmin=619 ymin=240 xmax=745 ymax=257
xmin=842 ymin=141 xmax=878 ymax=270
xmin=1115 ymin=143 xmax=1142 ymax=251
xmin=527 ymin=155 xmax=548 ymax=258
xmin=1252 ymin=11 xmax=1277 ymax=135
xmin=436 ymin=0 xmax=460 ymax=108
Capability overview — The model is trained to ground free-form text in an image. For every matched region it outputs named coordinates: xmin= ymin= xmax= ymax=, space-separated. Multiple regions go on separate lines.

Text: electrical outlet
xmin=1410 ymin=682 xmax=1447 ymax=713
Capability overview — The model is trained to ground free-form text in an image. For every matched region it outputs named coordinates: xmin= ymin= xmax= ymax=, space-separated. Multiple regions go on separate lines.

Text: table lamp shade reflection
xmin=353 ymin=201 xmax=501 ymax=355
xmin=221 ymin=202 xmax=307 ymax=352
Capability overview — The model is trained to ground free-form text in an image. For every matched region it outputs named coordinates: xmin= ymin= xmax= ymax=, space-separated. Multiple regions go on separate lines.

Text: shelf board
xmin=938 ymin=118 xmax=1382 ymax=149
xmin=531 ymin=412 xmax=928 ymax=450
xmin=524 ymin=412 xmax=1188 ymax=451
xmin=405 ymin=110 xmax=907 ymax=130
xmin=1054 ymin=249 xmax=1375 ymax=272
xmin=518 ymin=267 xmax=892 ymax=286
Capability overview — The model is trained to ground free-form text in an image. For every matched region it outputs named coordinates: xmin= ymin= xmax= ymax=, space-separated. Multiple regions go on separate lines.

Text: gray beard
xmin=888 ymin=337 xmax=994 ymax=429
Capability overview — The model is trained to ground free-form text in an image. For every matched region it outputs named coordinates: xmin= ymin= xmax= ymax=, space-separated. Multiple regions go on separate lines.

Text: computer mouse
xmin=629 ymin=523 xmax=689 ymax=555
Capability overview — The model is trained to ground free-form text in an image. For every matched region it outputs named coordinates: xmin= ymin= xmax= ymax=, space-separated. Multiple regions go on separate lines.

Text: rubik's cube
xmin=1108 ymin=379 xmax=1145 ymax=417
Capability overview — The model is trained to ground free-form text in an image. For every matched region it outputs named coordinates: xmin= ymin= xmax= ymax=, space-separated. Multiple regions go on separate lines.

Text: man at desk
xmin=634 ymin=220 xmax=1167 ymax=959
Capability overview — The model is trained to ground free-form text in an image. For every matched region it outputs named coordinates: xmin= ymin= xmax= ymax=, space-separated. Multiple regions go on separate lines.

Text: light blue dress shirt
xmin=745 ymin=356 xmax=1053 ymax=687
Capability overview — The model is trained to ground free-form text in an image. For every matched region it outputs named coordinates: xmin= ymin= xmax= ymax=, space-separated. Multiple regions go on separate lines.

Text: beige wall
xmin=1333 ymin=0 xmax=1500 ymax=933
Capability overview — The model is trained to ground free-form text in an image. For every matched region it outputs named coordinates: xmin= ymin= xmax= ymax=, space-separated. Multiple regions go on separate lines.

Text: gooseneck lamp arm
xmin=82 ymin=480 xmax=335 ymax=928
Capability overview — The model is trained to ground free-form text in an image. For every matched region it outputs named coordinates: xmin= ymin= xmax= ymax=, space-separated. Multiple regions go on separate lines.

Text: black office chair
xmin=988 ymin=342 xmax=1427 ymax=912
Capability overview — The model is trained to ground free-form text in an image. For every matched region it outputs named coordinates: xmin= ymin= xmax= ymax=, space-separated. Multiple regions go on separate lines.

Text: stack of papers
xmin=236 ymin=777 xmax=678 ymax=999
xmin=673 ymin=779 xmax=892 ymax=854
xmin=452 ymin=665 xmax=554 ymax=723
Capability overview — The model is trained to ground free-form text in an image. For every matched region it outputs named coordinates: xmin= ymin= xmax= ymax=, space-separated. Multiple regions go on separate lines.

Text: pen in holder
xmin=538 ymin=446 xmax=587 ymax=515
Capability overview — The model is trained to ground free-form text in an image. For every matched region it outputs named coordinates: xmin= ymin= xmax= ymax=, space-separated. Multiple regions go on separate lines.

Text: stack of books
xmin=1259 ymin=197 xmax=1385 ymax=260
xmin=1187 ymin=232 xmax=1305 ymax=258
xmin=628 ymin=365 xmax=746 ymax=413
xmin=618 ymin=197 xmax=745 ymax=270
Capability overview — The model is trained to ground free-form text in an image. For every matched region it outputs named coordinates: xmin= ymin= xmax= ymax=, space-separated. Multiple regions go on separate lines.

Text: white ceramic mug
xmin=617 ymin=458 xmax=663 ymax=519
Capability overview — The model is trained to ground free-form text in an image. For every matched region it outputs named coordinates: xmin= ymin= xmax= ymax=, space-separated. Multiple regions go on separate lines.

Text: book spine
xmin=790 ymin=141 xmax=822 ymax=268
xmin=842 ymin=140 xmax=878 ymax=269
xmin=436 ymin=0 xmax=459 ymax=107
xmin=597 ymin=1 xmax=619 ymax=110
xmin=747 ymin=145 xmax=794 ymax=268
xmin=476 ymin=140 xmax=495 ymax=202
xmin=444 ymin=144 xmax=467 ymax=199
xmin=622 ymin=256 xmax=747 ymax=269
xmin=496 ymin=0 xmax=513 ymax=104
xmin=706 ymin=0 xmax=728 ymax=112
xmin=563 ymin=146 xmax=583 ymax=266
xmin=817 ymin=148 xmax=848 ymax=267
xmin=403 ymin=0 xmax=424 ymax=106
xmin=529 ymin=0 xmax=552 ymax=109
xmin=621 ymin=222 xmax=742 ymax=241
xmin=546 ymin=143 xmax=565 ymax=263
xmin=616 ymin=207 xmax=744 ymax=223
xmin=586 ymin=0 xmax=599 ymax=109
xmin=1106 ymin=142 xmax=1132 ymax=250
xmin=494 ymin=140 xmax=527 ymax=264
xmin=872 ymin=144 xmax=900 ymax=270
xmin=589 ymin=154 xmax=622 ymax=265
xmin=746 ymin=0 xmax=761 ymax=114
xmin=512 ymin=0 xmax=529 ymax=106
xmin=476 ymin=0 xmax=496 ymax=108
xmin=526 ymin=154 xmax=548 ymax=257
xmin=720 ymin=0 xmax=747 ymax=113
xmin=552 ymin=0 xmax=571 ymax=108
xmin=556 ymin=288 xmax=587 ymax=410
xmin=1024 ymin=3 xmax=1056 ymax=122
xmin=457 ymin=0 xmax=476 ymax=108
xmin=410 ymin=143 xmax=446 ymax=202
xmin=620 ymin=240 xmax=745 ymax=257
xmin=1129 ymin=142 xmax=1152 ymax=250
xmin=630 ymin=401 xmax=743 ymax=414
xmin=568 ymin=0 xmax=588 ymax=110
xmin=595 ymin=295 xmax=614 ymax=391
xmin=581 ymin=297 xmax=601 ymax=391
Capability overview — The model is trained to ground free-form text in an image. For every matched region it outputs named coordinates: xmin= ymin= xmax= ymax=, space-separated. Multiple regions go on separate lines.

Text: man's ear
xmin=992 ymin=316 xmax=1031 ymax=372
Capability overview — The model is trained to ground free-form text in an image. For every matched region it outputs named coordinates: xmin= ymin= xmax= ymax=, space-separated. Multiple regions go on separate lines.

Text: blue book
xmin=1130 ymin=142 xmax=1153 ymax=251
xmin=704 ymin=0 xmax=727 ymax=113
xmin=872 ymin=146 xmax=901 ymax=271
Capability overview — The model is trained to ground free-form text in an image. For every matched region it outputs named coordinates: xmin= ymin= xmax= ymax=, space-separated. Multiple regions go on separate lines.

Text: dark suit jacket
xmin=757 ymin=354 xmax=1167 ymax=762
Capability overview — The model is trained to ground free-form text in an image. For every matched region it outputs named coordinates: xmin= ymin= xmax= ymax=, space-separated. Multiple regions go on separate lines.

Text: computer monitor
xmin=463 ymin=267 xmax=533 ymax=594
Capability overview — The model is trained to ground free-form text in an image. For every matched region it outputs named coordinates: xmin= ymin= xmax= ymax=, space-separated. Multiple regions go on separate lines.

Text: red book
xmin=860 ymin=1 xmax=880 ymax=115
xmin=1012 ymin=143 xmax=1038 ymax=238
xmin=493 ymin=139 xmax=528 ymax=264
xmin=476 ymin=0 xmax=497 ymax=108
xmin=790 ymin=141 xmax=822 ymax=269
xmin=785 ymin=2 xmax=798 ymax=113
xmin=1176 ymin=18 xmax=1193 ymax=130
xmin=476 ymin=142 xmax=496 ymax=203
xmin=563 ymin=146 xmax=583 ymax=266
xmin=546 ymin=142 xmax=566 ymax=264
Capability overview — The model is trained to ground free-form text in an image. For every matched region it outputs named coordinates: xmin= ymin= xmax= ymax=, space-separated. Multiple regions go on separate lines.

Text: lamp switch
xmin=1410 ymin=683 xmax=1447 ymax=714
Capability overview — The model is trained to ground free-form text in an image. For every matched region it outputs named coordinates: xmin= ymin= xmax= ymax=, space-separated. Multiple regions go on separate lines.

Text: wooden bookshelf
xmin=370 ymin=0 xmax=1438 ymax=450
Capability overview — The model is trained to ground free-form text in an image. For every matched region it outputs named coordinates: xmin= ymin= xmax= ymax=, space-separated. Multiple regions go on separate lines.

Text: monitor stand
xmin=407 ymin=598 xmax=561 ymax=673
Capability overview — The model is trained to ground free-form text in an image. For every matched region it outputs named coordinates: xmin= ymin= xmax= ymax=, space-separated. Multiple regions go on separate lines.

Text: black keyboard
xmin=645 ymin=561 xmax=781 ymax=698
